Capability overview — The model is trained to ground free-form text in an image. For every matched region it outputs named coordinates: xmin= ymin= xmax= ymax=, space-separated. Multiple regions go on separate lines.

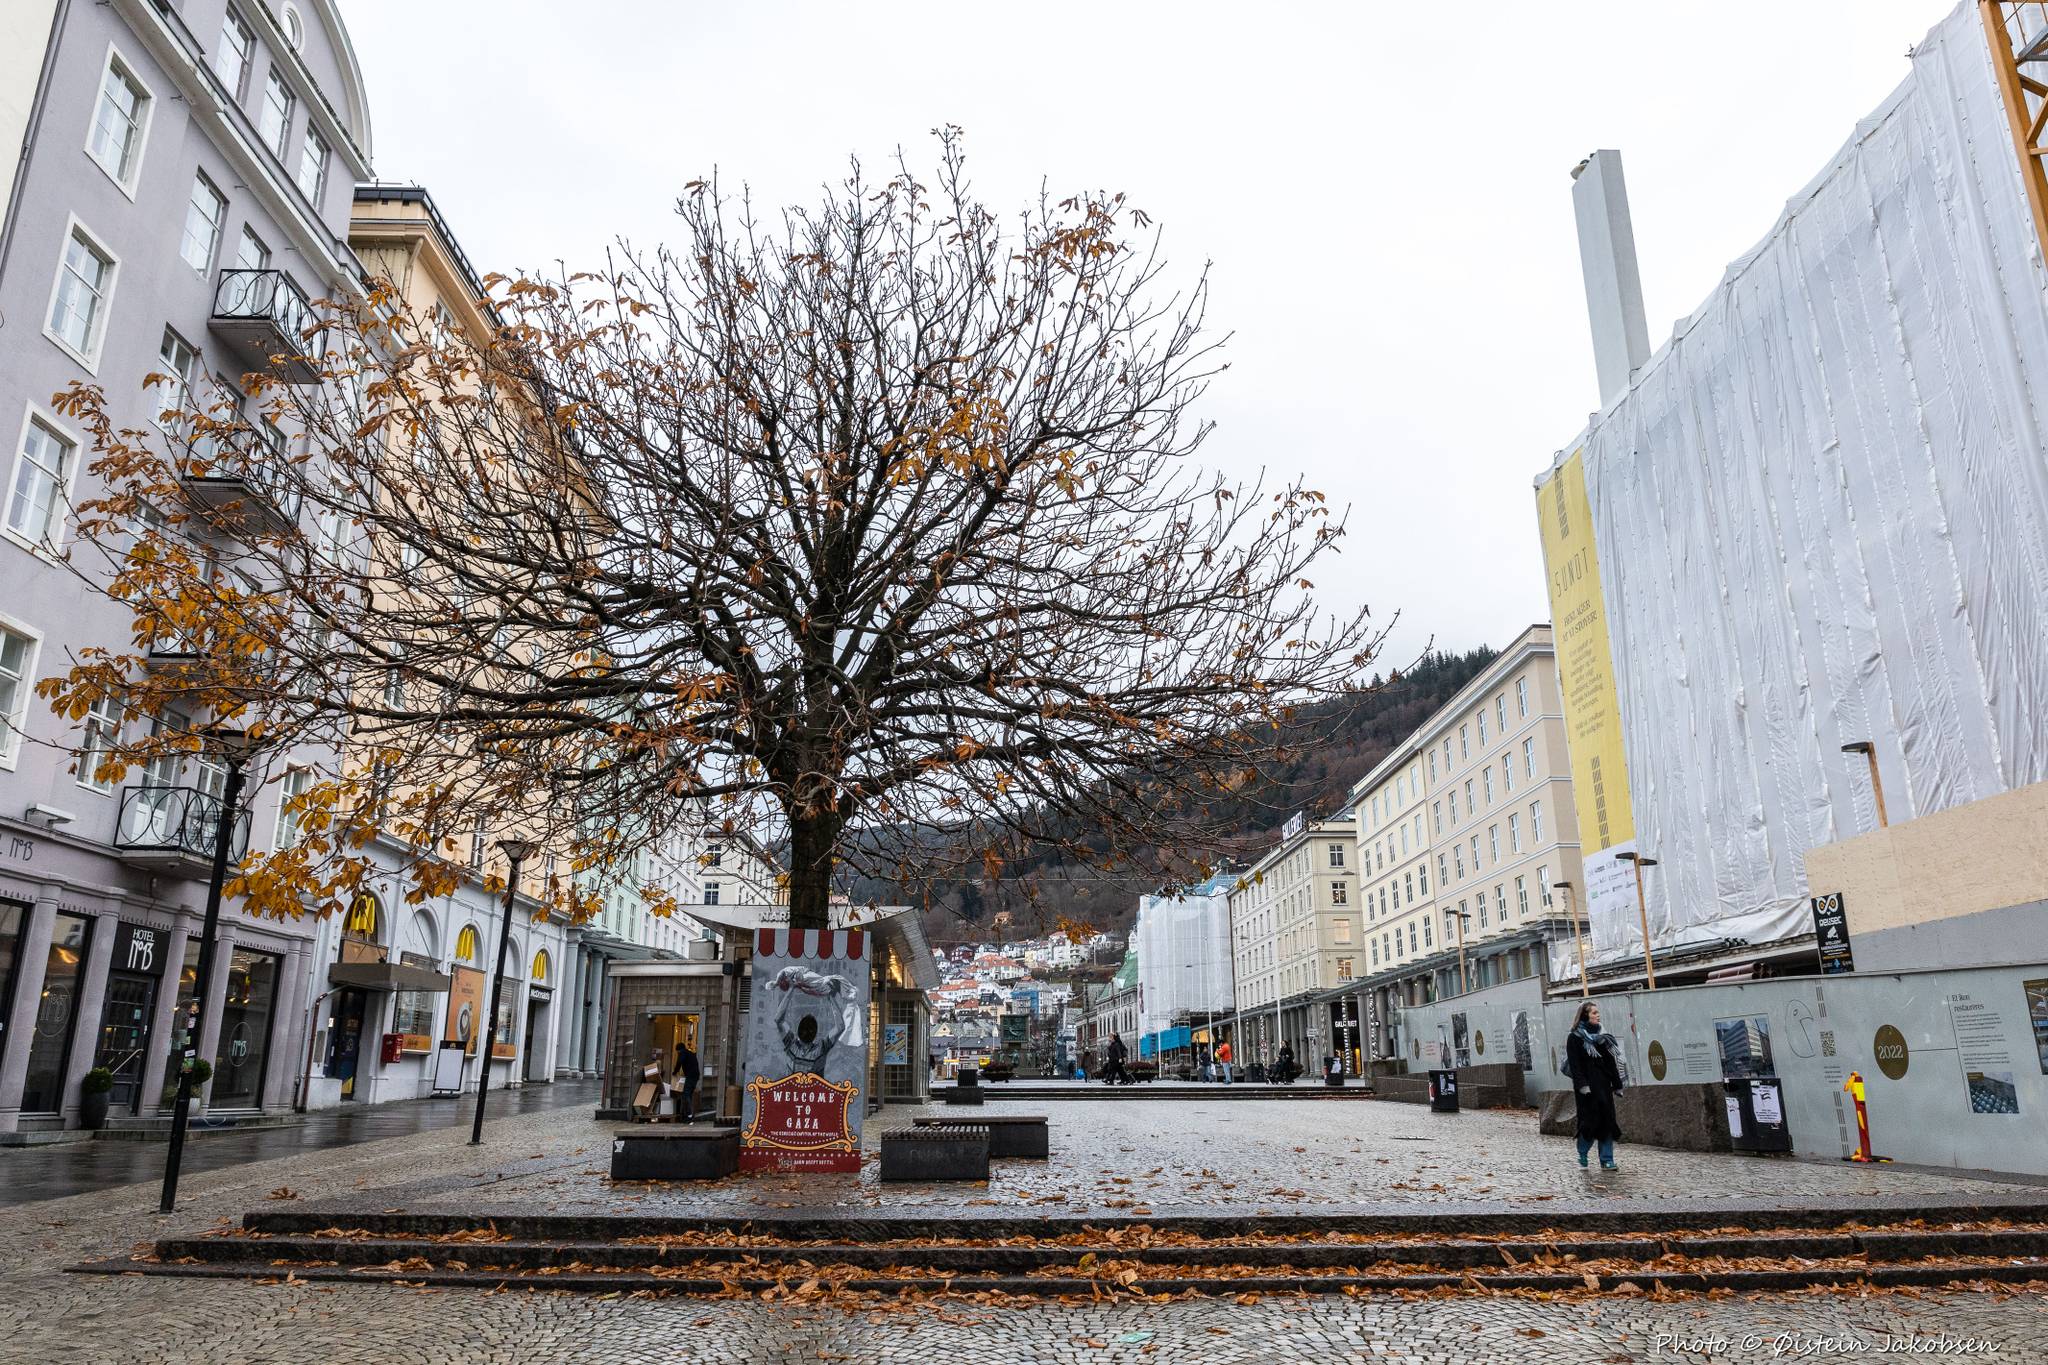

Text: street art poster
xmin=740 ymin=927 xmax=870 ymax=1172
xmin=882 ymin=1024 xmax=909 ymax=1067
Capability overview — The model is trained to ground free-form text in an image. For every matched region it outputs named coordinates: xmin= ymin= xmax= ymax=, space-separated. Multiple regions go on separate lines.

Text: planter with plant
xmin=79 ymin=1067 xmax=115 ymax=1130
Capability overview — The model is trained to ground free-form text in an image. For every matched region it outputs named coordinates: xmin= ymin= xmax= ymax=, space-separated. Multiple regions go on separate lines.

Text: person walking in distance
xmin=1565 ymin=1001 xmax=1625 ymax=1170
xmin=1214 ymin=1038 xmax=1233 ymax=1085
xmin=1104 ymin=1033 xmax=1130 ymax=1086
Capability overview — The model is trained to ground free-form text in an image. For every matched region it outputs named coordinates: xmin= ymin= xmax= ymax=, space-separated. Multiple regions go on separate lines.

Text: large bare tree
xmin=44 ymin=133 xmax=1383 ymax=930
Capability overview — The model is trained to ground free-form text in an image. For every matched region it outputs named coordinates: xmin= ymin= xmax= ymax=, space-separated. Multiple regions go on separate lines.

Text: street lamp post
xmin=160 ymin=729 xmax=252 ymax=1214
xmin=1615 ymin=852 xmax=1660 ymax=989
xmin=1554 ymin=881 xmax=1590 ymax=997
xmin=471 ymin=836 xmax=537 ymax=1145
xmin=1841 ymin=741 xmax=1888 ymax=828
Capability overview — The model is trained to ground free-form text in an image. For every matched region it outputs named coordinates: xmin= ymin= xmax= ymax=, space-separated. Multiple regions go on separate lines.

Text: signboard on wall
xmin=446 ymin=966 xmax=485 ymax=1055
xmin=1811 ymin=894 xmax=1854 ymax=973
xmin=740 ymin=928 xmax=870 ymax=1172
xmin=1537 ymin=449 xmax=1640 ymax=956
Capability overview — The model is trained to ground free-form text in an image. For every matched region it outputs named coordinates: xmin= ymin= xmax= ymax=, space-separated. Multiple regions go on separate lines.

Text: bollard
xmin=1841 ymin=1070 xmax=1890 ymax=1163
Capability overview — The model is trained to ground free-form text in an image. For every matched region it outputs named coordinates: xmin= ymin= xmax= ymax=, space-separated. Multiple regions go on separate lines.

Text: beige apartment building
xmin=1342 ymin=624 xmax=1583 ymax=1064
xmin=1225 ymin=814 xmax=1358 ymax=1068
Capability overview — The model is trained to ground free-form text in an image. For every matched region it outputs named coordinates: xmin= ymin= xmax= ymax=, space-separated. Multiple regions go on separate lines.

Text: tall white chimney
xmin=1570 ymin=149 xmax=1652 ymax=409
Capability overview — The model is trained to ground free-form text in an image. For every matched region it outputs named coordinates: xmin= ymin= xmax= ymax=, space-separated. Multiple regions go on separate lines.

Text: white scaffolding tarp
xmin=1537 ymin=1 xmax=2048 ymax=971
xmin=1132 ymin=880 xmax=1234 ymax=1041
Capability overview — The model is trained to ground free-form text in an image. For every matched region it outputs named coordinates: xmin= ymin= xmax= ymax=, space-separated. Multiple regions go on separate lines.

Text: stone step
xmin=141 ymin=1225 xmax=2048 ymax=1275
xmin=73 ymin=1253 xmax=2048 ymax=1299
xmin=234 ymin=1193 xmax=2048 ymax=1244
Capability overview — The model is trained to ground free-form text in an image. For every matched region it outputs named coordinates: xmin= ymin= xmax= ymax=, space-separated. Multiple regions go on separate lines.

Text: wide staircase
xmin=79 ymin=1198 xmax=2048 ymax=1298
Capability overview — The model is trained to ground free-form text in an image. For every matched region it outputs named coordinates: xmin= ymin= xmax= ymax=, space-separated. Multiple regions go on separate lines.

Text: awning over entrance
xmin=327 ymin=960 xmax=453 ymax=993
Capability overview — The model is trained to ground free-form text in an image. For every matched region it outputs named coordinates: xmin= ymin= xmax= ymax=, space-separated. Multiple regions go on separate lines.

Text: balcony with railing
xmin=114 ymin=784 xmax=253 ymax=877
xmin=177 ymin=419 xmax=301 ymax=535
xmin=209 ymin=269 xmax=323 ymax=383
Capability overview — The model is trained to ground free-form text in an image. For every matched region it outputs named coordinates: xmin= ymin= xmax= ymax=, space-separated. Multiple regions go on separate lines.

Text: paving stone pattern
xmin=3 ymin=1093 xmax=2044 ymax=1363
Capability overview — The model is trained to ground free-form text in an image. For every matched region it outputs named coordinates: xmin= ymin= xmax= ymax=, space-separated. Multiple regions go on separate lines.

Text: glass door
xmin=95 ymin=972 xmax=157 ymax=1113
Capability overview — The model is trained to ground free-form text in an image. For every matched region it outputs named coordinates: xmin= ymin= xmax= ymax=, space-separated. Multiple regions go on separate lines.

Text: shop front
xmin=92 ymin=922 xmax=172 ymax=1114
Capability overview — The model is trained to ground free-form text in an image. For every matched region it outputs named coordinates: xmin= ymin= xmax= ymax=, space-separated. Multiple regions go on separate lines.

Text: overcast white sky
xmin=347 ymin=0 xmax=1951 ymax=664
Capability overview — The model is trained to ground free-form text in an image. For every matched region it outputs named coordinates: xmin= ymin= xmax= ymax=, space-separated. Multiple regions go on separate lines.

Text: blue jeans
xmin=1577 ymin=1136 xmax=1615 ymax=1166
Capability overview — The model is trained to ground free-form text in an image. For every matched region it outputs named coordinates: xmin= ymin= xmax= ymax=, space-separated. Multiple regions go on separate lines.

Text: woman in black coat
xmin=1564 ymin=1001 xmax=1625 ymax=1170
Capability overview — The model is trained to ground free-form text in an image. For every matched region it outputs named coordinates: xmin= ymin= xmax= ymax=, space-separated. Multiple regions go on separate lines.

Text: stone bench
xmin=944 ymin=1077 xmax=985 ymax=1106
xmin=913 ymin=1113 xmax=1048 ymax=1159
xmin=609 ymin=1125 xmax=740 ymax=1181
xmin=880 ymin=1124 xmax=990 ymax=1182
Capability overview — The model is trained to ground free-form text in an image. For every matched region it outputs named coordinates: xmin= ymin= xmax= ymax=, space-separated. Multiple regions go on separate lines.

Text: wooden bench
xmin=880 ymin=1124 xmax=990 ymax=1182
xmin=913 ymin=1113 xmax=1047 ymax=1159
xmin=609 ymin=1125 xmax=740 ymax=1181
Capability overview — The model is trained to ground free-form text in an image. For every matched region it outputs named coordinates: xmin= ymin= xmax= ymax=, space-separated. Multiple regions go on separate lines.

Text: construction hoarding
xmin=1533 ymin=1 xmax=2048 ymax=976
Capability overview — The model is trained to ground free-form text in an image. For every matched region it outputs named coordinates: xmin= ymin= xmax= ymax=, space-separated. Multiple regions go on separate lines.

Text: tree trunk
xmin=785 ymin=807 xmax=841 ymax=932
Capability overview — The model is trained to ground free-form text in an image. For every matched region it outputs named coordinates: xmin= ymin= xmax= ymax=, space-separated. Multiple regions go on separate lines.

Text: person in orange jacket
xmin=1214 ymin=1039 xmax=1234 ymax=1085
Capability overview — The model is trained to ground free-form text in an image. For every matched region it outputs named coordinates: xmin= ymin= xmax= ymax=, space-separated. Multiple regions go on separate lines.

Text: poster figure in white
xmin=740 ymin=927 xmax=872 ymax=1171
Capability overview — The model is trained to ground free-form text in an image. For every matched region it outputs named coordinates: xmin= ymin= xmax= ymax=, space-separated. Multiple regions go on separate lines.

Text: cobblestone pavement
xmin=4 ymin=1096 xmax=2044 ymax=1363
xmin=0 ymin=1079 xmax=602 ymax=1207
xmin=392 ymin=1094 xmax=2044 ymax=1218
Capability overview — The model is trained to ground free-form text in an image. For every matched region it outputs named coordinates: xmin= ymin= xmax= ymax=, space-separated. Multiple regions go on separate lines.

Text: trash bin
xmin=1428 ymin=1069 xmax=1459 ymax=1113
xmin=1723 ymin=1076 xmax=1792 ymax=1154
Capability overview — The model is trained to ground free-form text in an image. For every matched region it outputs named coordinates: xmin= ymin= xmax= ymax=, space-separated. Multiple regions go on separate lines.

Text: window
xmin=48 ymin=225 xmax=115 ymax=363
xmin=707 ymin=842 xmax=724 ymax=866
xmin=1328 ymin=842 xmax=1344 ymax=868
xmin=1470 ymin=835 xmax=1480 ymax=872
xmin=1537 ymin=866 xmax=1551 ymax=907
xmin=1423 ymin=918 xmax=1433 ymax=948
xmin=1483 ymin=766 xmax=1494 ymax=804
xmin=259 ymin=68 xmax=295 ymax=158
xmin=1 ymin=626 xmax=38 ymax=768
xmin=77 ymin=695 xmax=120 ymax=791
xmin=1432 ymin=800 xmax=1442 ymax=834
xmin=1488 ymin=824 xmax=1499 ymax=862
xmin=1395 ymin=775 xmax=1404 ymax=804
xmin=1398 ymin=826 xmax=1408 ymax=856
xmin=1464 ymin=778 xmax=1475 ymax=811
xmin=236 ymin=225 xmax=271 ymax=272
xmin=179 ymin=173 xmax=226 ymax=273
xmin=704 ymin=883 xmax=721 ymax=906
xmin=1337 ymin=958 xmax=1353 ymax=981
xmin=1330 ymin=881 xmax=1347 ymax=906
xmin=1508 ymin=812 xmax=1521 ymax=852
xmin=1436 ymin=853 xmax=1447 ymax=885
xmin=1496 ymin=884 xmax=1508 ymax=921
xmin=1380 ymin=887 xmax=1389 ymax=916
xmin=1452 ymin=845 xmax=1464 ymax=880
xmin=296 ymin=124 xmax=327 ymax=203
xmin=468 ymin=816 xmax=486 ymax=868
xmin=213 ymin=9 xmax=254 ymax=95
xmin=154 ymin=329 xmax=201 ymax=436
xmin=1497 ymin=695 xmax=1507 ymax=731
xmin=273 ymin=767 xmax=312 ymax=848
xmin=8 ymin=418 xmax=75 ymax=547
xmin=87 ymin=55 xmax=151 ymax=190
xmin=1447 ymin=790 xmax=1457 ymax=822
xmin=1477 ymin=894 xmax=1488 ymax=928
xmin=1418 ymin=864 xmax=1428 ymax=895
xmin=1516 ymin=876 xmax=1529 ymax=916
xmin=1458 ymin=724 xmax=1469 ymax=759
xmin=1516 ymin=676 xmax=1529 ymax=718
xmin=281 ymin=4 xmax=305 ymax=49
xmin=1502 ymin=754 xmax=1514 ymax=794
xmin=1523 ymin=737 xmax=1535 ymax=778
xmin=1371 ymin=941 xmax=1379 ymax=967
xmin=1427 ymin=750 xmax=1436 ymax=781
xmin=1409 ymin=923 xmax=1418 ymax=953
xmin=1442 ymin=738 xmax=1452 ymax=770
xmin=1334 ymin=917 xmax=1353 ymax=944
xmin=1476 ymin=710 xmax=1487 ymax=746
xmin=1530 ymin=800 xmax=1544 ymax=843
